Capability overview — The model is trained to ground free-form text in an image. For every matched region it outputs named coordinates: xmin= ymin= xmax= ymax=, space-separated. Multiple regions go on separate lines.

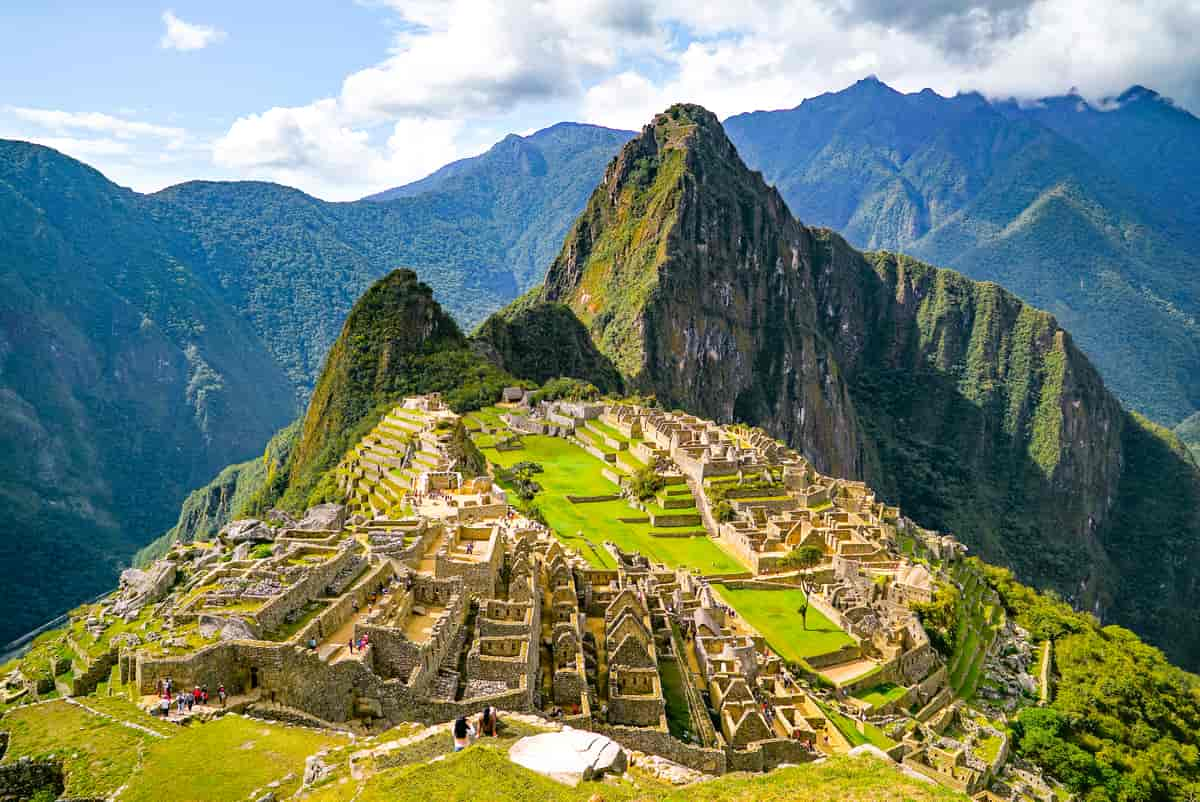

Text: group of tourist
xmin=349 ymin=632 xmax=371 ymax=654
xmin=451 ymin=705 xmax=501 ymax=751
xmin=153 ymin=677 xmax=227 ymax=717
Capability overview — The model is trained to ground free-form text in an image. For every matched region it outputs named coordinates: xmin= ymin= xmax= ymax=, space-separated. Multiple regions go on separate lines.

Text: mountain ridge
xmin=479 ymin=103 xmax=1200 ymax=669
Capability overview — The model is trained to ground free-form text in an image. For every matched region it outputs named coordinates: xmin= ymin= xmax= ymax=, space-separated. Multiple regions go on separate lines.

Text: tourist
xmin=452 ymin=715 xmax=475 ymax=752
xmin=478 ymin=705 xmax=498 ymax=736
xmin=158 ymin=696 xmax=170 ymax=717
xmin=308 ymin=636 xmax=318 ymax=650
xmin=218 ymin=684 xmax=227 ymax=707
xmin=201 ymin=686 xmax=209 ymax=705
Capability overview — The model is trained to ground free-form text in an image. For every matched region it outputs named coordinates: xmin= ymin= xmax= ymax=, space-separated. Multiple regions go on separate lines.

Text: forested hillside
xmin=725 ymin=78 xmax=1200 ymax=425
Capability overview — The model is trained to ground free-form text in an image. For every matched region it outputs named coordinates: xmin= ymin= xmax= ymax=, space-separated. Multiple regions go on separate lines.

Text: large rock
xmin=198 ymin=614 xmax=257 ymax=642
xmin=221 ymin=519 xmax=274 ymax=544
xmin=297 ymin=503 xmax=347 ymax=532
xmin=508 ymin=727 xmax=627 ymax=786
xmin=112 ymin=561 xmax=177 ymax=616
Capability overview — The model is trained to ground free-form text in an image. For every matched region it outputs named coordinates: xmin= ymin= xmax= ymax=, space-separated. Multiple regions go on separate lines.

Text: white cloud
xmin=212 ymin=99 xmax=467 ymax=200
xmin=4 ymin=107 xmax=185 ymax=140
xmin=160 ymin=10 xmax=227 ymax=52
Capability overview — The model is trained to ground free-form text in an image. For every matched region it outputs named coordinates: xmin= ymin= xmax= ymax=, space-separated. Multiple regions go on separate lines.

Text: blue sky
xmin=2 ymin=0 xmax=1197 ymax=200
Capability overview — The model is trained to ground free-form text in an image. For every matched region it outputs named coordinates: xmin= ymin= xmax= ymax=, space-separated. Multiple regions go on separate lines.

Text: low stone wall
xmin=0 ymin=756 xmax=64 ymax=801
xmin=296 ymin=562 xmax=394 ymax=647
xmin=566 ymin=494 xmax=621 ymax=503
xmin=649 ymin=512 xmax=702 ymax=528
xmin=807 ymin=645 xmax=866 ymax=672
xmin=592 ymin=723 xmax=727 ymax=775
xmin=256 ymin=546 xmax=360 ymax=633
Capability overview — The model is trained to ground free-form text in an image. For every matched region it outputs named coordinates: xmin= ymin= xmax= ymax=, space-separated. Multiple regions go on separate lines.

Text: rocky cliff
xmin=480 ymin=105 xmax=1200 ymax=668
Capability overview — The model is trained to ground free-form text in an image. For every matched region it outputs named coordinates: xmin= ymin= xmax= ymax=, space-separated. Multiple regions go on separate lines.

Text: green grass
xmin=483 ymin=435 xmax=745 ymax=575
xmin=814 ymin=699 xmax=896 ymax=751
xmin=711 ymin=584 xmax=853 ymax=662
xmin=347 ymin=745 xmax=965 ymax=801
xmin=0 ymin=699 xmax=158 ymax=797
xmin=121 ymin=714 xmax=347 ymax=802
xmin=659 ymin=658 xmax=695 ymax=741
xmin=852 ymin=682 xmax=907 ymax=710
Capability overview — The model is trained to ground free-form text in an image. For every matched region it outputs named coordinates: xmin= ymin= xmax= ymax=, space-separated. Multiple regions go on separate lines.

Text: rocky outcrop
xmin=296 ymin=503 xmax=346 ymax=532
xmin=112 ymin=562 xmax=177 ymax=617
xmin=220 ymin=519 xmax=275 ymax=545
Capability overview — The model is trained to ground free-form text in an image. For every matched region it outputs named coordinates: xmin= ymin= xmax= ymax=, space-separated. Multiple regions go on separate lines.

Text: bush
xmin=629 ymin=465 xmax=665 ymax=501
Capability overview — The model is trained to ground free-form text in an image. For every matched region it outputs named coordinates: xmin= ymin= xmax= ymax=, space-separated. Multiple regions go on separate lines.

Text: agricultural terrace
xmin=711 ymin=584 xmax=854 ymax=662
xmin=479 ymin=434 xmax=746 ymax=575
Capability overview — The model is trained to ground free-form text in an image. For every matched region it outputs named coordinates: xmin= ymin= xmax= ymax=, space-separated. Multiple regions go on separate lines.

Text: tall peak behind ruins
xmin=480 ymin=105 xmax=1200 ymax=670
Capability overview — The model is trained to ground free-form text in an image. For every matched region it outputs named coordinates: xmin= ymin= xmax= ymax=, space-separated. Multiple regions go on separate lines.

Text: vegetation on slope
xmin=724 ymin=78 xmax=1200 ymax=425
xmin=274 ymin=269 xmax=519 ymax=511
xmin=981 ymin=562 xmax=1200 ymax=802
xmin=0 ymin=140 xmax=295 ymax=644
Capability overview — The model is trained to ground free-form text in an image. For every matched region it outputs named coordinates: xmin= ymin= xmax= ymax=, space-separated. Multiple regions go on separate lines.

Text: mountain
xmin=0 ymin=141 xmax=295 ymax=644
xmin=364 ymin=122 xmax=635 ymax=292
xmin=146 ymin=121 xmax=631 ymax=398
xmin=479 ymin=104 xmax=1200 ymax=670
xmin=724 ymin=78 xmax=1200 ymax=426
xmin=0 ymin=123 xmax=629 ymax=639
xmin=274 ymin=268 xmax=518 ymax=512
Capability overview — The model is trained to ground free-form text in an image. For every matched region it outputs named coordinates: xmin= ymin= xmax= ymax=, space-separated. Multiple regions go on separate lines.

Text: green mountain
xmin=724 ymin=78 xmax=1200 ymax=426
xmin=0 ymin=124 xmax=628 ymax=640
xmin=269 ymin=269 xmax=517 ymax=513
xmin=0 ymin=141 xmax=295 ymax=644
xmin=479 ymin=104 xmax=1200 ymax=670
xmin=144 ymin=122 xmax=631 ymax=398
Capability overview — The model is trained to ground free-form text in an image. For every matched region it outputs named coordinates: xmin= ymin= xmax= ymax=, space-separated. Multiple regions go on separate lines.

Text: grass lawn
xmin=121 ymin=714 xmax=347 ymax=802
xmin=1 ymin=699 xmax=158 ymax=797
xmin=659 ymin=658 xmax=695 ymax=741
xmin=852 ymin=682 xmax=908 ymax=710
xmin=482 ymin=436 xmax=745 ymax=575
xmin=711 ymin=585 xmax=853 ymax=661
xmin=814 ymin=699 xmax=897 ymax=751
xmin=349 ymin=745 xmax=964 ymax=801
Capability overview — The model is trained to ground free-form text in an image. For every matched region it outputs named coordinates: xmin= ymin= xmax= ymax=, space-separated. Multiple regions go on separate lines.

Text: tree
xmin=629 ymin=464 xmax=665 ymax=501
xmin=783 ymin=545 xmax=824 ymax=590
xmin=797 ymin=598 xmax=810 ymax=631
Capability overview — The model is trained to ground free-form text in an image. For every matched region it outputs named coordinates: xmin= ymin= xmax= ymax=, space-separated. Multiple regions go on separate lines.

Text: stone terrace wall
xmin=256 ymin=546 xmax=361 ymax=633
xmin=0 ymin=757 xmax=64 ymax=802
xmin=592 ymin=723 xmax=727 ymax=775
xmin=295 ymin=562 xmax=394 ymax=647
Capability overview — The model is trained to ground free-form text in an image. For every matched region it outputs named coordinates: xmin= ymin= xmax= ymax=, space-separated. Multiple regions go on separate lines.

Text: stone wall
xmin=0 ymin=757 xmax=64 ymax=802
xmin=592 ymin=723 xmax=728 ymax=774
xmin=256 ymin=545 xmax=360 ymax=633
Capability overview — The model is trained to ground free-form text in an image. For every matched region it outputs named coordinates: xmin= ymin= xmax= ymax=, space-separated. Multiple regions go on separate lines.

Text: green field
xmin=0 ymin=700 xmax=157 ymax=797
xmin=711 ymin=584 xmax=854 ymax=662
xmin=482 ymin=435 xmax=746 ymax=575
xmin=122 ymin=714 xmax=347 ymax=802
xmin=853 ymin=682 xmax=908 ymax=710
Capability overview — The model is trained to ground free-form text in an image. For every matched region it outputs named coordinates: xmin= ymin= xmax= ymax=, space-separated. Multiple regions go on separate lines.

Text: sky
xmin=1 ymin=0 xmax=1197 ymax=201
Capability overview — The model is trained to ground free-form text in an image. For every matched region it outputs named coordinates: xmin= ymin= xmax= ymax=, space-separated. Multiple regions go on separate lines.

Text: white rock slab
xmin=508 ymin=726 xmax=627 ymax=786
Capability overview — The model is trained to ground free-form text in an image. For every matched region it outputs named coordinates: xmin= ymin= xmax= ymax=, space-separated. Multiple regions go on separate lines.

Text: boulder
xmin=198 ymin=614 xmax=256 ymax=642
xmin=508 ymin=727 xmax=627 ymax=786
xmin=112 ymin=561 xmax=177 ymax=616
xmin=302 ymin=754 xmax=332 ymax=787
xmin=267 ymin=509 xmax=297 ymax=528
xmin=297 ymin=503 xmax=347 ymax=532
xmin=221 ymin=519 xmax=274 ymax=544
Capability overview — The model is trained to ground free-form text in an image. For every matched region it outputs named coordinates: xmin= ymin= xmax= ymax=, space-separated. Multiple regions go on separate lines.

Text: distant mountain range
xmin=724 ymin=78 xmax=1200 ymax=425
xmin=2 ymin=77 xmax=1199 ymax=645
